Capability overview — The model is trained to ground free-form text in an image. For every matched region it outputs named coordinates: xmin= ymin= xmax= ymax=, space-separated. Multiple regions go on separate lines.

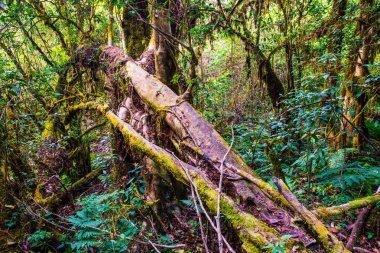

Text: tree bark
xmin=152 ymin=8 xmax=177 ymax=90
xmin=121 ymin=2 xmax=151 ymax=58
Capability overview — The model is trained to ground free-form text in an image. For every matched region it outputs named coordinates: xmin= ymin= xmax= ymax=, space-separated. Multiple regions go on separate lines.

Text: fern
xmin=316 ymin=149 xmax=380 ymax=196
xmin=71 ymin=239 xmax=101 ymax=251
xmin=64 ymin=185 xmax=176 ymax=252
xmin=27 ymin=230 xmax=53 ymax=249
xmin=316 ymin=167 xmax=379 ymax=188
xmin=327 ymin=148 xmax=358 ymax=168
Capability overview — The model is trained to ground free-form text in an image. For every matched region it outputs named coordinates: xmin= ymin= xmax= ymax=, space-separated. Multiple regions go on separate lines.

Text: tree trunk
xmin=340 ymin=0 xmax=375 ymax=150
xmin=70 ymin=45 xmax=377 ymax=252
xmin=256 ymin=48 xmax=285 ymax=109
xmin=285 ymin=42 xmax=294 ymax=91
xmin=152 ymin=8 xmax=177 ymax=91
xmin=121 ymin=2 xmax=151 ymax=58
xmin=324 ymin=0 xmax=346 ymax=90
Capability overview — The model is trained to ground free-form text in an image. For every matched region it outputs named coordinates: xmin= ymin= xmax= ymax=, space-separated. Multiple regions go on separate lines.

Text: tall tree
xmin=340 ymin=0 xmax=377 ymax=150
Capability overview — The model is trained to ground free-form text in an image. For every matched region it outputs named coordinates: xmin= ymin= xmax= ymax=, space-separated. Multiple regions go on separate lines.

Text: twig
xmin=11 ymin=195 xmax=76 ymax=233
xmin=216 ymin=126 xmax=234 ymax=253
xmin=130 ymin=222 xmax=161 ymax=253
xmin=352 ymin=247 xmax=372 ymax=253
xmin=189 ymin=173 xmax=210 ymax=253
xmin=148 ymin=240 xmax=161 ymax=253
xmin=170 ymin=151 xmax=236 ymax=253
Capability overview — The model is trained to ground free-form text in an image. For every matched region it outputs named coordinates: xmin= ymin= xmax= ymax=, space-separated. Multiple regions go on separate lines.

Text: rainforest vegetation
xmin=0 ymin=0 xmax=379 ymax=252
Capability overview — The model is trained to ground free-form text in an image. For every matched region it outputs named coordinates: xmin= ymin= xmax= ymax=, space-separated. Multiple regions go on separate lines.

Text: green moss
xmin=193 ymin=176 xmax=286 ymax=252
xmin=275 ymin=179 xmax=349 ymax=253
xmin=34 ymin=183 xmax=60 ymax=208
xmin=102 ymin=106 xmax=278 ymax=250
xmin=41 ymin=116 xmax=55 ymax=139
xmin=71 ymin=167 xmax=102 ymax=189
xmin=170 ymin=139 xmax=182 ymax=154
xmin=34 ymin=183 xmax=47 ymax=204
xmin=104 ymin=109 xmax=189 ymax=184
xmin=313 ymin=195 xmax=380 ymax=219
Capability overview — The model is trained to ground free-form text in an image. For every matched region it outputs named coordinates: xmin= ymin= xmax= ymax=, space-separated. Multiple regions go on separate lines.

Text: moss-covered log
xmin=98 ymin=46 xmax=293 ymax=210
xmin=69 ymin=101 xmax=295 ymax=252
xmin=312 ymin=194 xmax=380 ymax=219
xmin=34 ymin=166 xmax=103 ymax=209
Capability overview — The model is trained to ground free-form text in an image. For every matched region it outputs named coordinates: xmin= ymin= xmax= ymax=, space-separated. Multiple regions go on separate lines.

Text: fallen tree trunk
xmin=68 ymin=102 xmax=293 ymax=252
xmin=97 ymin=46 xmax=293 ymax=209
xmin=70 ymin=45 xmax=380 ymax=252
xmin=346 ymin=205 xmax=374 ymax=250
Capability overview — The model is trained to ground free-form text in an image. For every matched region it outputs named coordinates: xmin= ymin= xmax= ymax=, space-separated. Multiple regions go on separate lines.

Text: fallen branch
xmin=273 ymin=177 xmax=350 ymax=253
xmin=34 ymin=166 xmax=103 ymax=208
xmin=188 ymin=171 xmax=210 ymax=253
xmin=346 ymin=205 xmax=374 ymax=250
xmin=312 ymin=194 xmax=380 ymax=219
xmin=175 ymin=152 xmax=234 ymax=253
xmin=216 ymin=126 xmax=234 ymax=253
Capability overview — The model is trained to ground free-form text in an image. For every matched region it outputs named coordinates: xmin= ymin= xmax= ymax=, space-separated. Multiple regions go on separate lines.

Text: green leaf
xmin=52 ymin=93 xmax=62 ymax=98
xmin=281 ymin=234 xmax=292 ymax=240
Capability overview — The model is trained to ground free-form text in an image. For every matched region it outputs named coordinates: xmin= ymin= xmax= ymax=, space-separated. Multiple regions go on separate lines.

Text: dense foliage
xmin=0 ymin=0 xmax=379 ymax=252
